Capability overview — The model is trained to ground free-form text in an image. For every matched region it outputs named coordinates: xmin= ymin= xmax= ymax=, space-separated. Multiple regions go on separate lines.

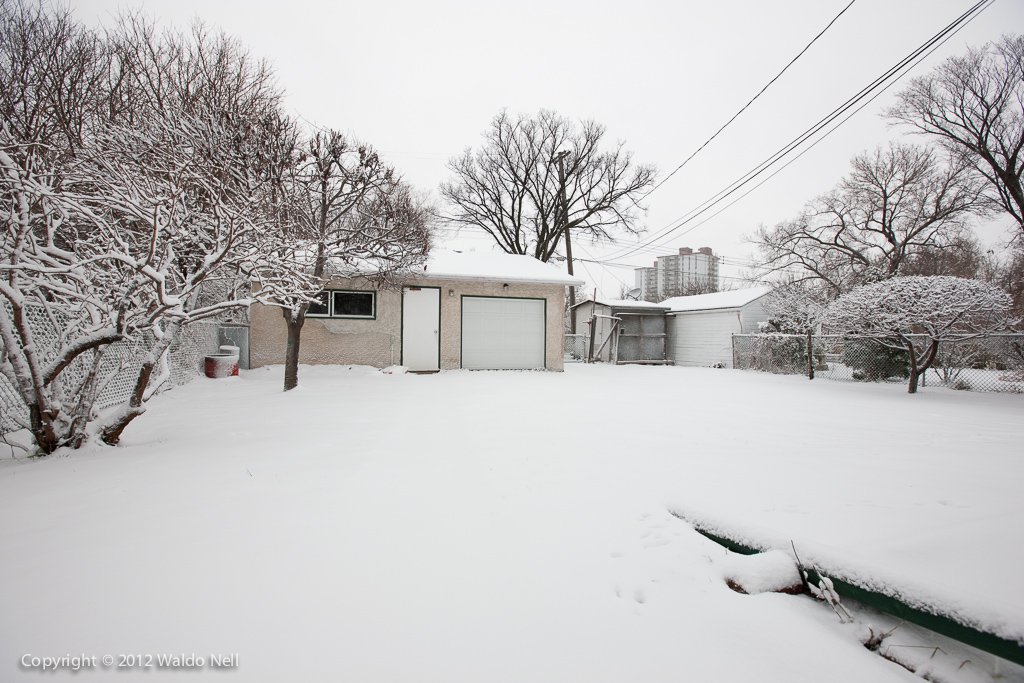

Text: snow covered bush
xmin=824 ymin=276 xmax=1013 ymax=393
xmin=748 ymin=334 xmax=809 ymax=375
xmin=841 ymin=339 xmax=910 ymax=383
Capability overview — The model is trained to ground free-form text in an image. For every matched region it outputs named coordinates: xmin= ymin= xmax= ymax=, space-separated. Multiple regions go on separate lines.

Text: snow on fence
xmin=0 ymin=308 xmax=221 ymax=434
xmin=732 ymin=333 xmax=1024 ymax=394
xmin=564 ymin=334 xmax=590 ymax=362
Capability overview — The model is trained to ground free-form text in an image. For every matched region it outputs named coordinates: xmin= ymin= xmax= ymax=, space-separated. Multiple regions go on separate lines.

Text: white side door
xmin=402 ymin=287 xmax=440 ymax=371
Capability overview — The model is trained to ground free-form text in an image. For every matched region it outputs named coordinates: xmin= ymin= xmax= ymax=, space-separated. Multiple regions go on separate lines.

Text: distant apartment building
xmin=634 ymin=247 xmax=720 ymax=302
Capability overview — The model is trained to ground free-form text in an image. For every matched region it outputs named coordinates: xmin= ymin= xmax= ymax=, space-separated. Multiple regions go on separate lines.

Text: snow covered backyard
xmin=1 ymin=364 xmax=1022 ymax=682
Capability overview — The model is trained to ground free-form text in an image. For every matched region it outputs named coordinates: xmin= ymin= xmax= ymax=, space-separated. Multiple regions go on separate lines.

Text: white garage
xmin=461 ymin=296 xmax=546 ymax=370
xmin=663 ymin=287 xmax=771 ymax=367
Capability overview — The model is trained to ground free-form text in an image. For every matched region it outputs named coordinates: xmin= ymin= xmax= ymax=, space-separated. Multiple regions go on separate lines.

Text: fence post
xmin=806 ymin=330 xmax=815 ymax=381
xmin=587 ymin=316 xmax=597 ymax=363
xmin=732 ymin=334 xmax=738 ymax=369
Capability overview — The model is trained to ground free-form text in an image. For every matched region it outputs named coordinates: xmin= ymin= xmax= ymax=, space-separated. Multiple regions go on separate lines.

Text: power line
xmin=611 ymin=0 xmax=991 ymax=259
xmin=613 ymin=0 xmax=992 ymax=259
xmin=575 ymin=257 xmax=778 ymax=286
xmin=624 ymin=6 xmax=987 ymax=260
xmin=644 ymin=0 xmax=858 ymax=199
xmin=574 ymin=242 xmax=633 ymax=296
xmin=604 ymin=0 xmax=993 ymax=261
xmin=575 ymin=255 xmax=806 ymax=281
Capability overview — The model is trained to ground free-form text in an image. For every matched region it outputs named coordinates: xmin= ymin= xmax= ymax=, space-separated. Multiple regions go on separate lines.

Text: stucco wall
xmin=250 ymin=276 xmax=567 ymax=371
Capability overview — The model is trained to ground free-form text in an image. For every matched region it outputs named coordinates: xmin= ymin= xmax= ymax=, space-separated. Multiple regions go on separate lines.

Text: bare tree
xmin=888 ymin=35 xmax=1024 ymax=237
xmin=824 ymin=276 xmax=1013 ymax=393
xmin=0 ymin=4 xmax=313 ymax=452
xmin=70 ymin=107 xmax=299 ymax=444
xmin=900 ymin=234 xmax=986 ymax=278
xmin=440 ymin=109 xmax=655 ymax=262
xmin=0 ymin=136 xmax=138 ymax=453
xmin=83 ymin=18 xmax=296 ymax=443
xmin=0 ymin=0 xmax=107 ymax=156
xmin=986 ymin=242 xmax=1024 ymax=319
xmin=752 ymin=143 xmax=983 ymax=295
xmin=0 ymin=0 xmax=135 ymax=453
xmin=269 ymin=129 xmax=431 ymax=392
xmin=670 ymin=278 xmax=724 ymax=298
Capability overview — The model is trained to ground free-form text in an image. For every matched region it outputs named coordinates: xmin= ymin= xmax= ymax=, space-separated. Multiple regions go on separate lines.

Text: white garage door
xmin=462 ymin=297 xmax=545 ymax=370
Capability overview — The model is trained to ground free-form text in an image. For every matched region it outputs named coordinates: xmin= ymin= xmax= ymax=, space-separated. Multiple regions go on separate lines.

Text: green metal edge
xmin=685 ymin=520 xmax=1024 ymax=666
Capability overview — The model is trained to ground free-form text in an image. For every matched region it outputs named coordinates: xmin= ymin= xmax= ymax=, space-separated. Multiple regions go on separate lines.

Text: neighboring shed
xmin=662 ymin=287 xmax=772 ymax=367
xmin=570 ymin=299 xmax=671 ymax=364
xmin=249 ymin=251 xmax=582 ymax=372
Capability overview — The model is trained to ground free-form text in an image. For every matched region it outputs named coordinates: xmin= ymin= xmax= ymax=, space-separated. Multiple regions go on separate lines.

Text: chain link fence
xmin=1 ymin=306 xmax=221 ymax=434
xmin=564 ymin=334 xmax=589 ymax=362
xmin=732 ymin=333 xmax=1024 ymax=394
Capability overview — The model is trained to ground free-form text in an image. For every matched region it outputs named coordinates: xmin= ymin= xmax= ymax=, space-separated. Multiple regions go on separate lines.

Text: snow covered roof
xmin=327 ymin=250 xmax=583 ymax=286
xmin=419 ymin=250 xmax=583 ymax=286
xmin=572 ymin=298 xmax=670 ymax=311
xmin=662 ymin=286 xmax=772 ymax=313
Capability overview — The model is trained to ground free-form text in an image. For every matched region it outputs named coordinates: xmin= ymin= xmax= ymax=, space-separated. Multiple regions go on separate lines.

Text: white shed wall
xmin=738 ymin=298 xmax=768 ymax=333
xmin=590 ymin=305 xmax=615 ymax=363
xmin=572 ymin=301 xmax=596 ymax=338
xmin=667 ymin=297 xmax=770 ymax=368
xmin=667 ymin=310 xmax=742 ymax=367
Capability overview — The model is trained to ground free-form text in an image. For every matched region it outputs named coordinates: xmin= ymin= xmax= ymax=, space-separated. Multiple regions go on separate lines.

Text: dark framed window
xmin=332 ymin=290 xmax=375 ymax=318
xmin=306 ymin=289 xmax=376 ymax=319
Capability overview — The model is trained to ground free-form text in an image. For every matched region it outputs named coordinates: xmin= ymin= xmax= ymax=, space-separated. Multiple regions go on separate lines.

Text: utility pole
xmin=552 ymin=151 xmax=576 ymax=332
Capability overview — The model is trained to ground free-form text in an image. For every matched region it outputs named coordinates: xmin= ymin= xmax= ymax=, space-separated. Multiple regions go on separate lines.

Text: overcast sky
xmin=73 ymin=0 xmax=1024 ymax=296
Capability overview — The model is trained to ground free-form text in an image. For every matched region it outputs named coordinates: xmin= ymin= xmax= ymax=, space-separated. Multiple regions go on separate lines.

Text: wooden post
xmin=553 ymin=151 xmax=576 ymax=332
xmin=587 ymin=316 xmax=597 ymax=363
xmin=612 ymin=320 xmax=620 ymax=364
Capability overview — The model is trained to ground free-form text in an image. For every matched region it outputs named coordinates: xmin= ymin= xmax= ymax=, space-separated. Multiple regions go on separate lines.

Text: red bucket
xmin=204 ymin=353 xmax=238 ymax=378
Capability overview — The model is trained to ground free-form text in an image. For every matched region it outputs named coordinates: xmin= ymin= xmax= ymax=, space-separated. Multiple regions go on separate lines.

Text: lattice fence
xmin=1 ymin=309 xmax=220 ymax=434
xmin=732 ymin=333 xmax=1024 ymax=394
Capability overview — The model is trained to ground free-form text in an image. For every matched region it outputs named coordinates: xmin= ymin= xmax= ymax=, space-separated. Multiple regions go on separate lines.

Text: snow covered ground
xmin=1 ymin=363 xmax=1022 ymax=682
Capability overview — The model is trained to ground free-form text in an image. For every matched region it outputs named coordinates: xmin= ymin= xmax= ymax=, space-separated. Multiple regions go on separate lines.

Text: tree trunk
xmin=100 ymin=321 xmax=181 ymax=445
xmin=67 ymin=348 xmax=107 ymax=449
xmin=284 ymin=314 xmax=304 ymax=391
xmin=905 ymin=337 xmax=921 ymax=394
xmin=806 ymin=329 xmax=815 ymax=381
xmin=29 ymin=403 xmax=61 ymax=455
xmin=905 ymin=338 xmax=940 ymax=394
